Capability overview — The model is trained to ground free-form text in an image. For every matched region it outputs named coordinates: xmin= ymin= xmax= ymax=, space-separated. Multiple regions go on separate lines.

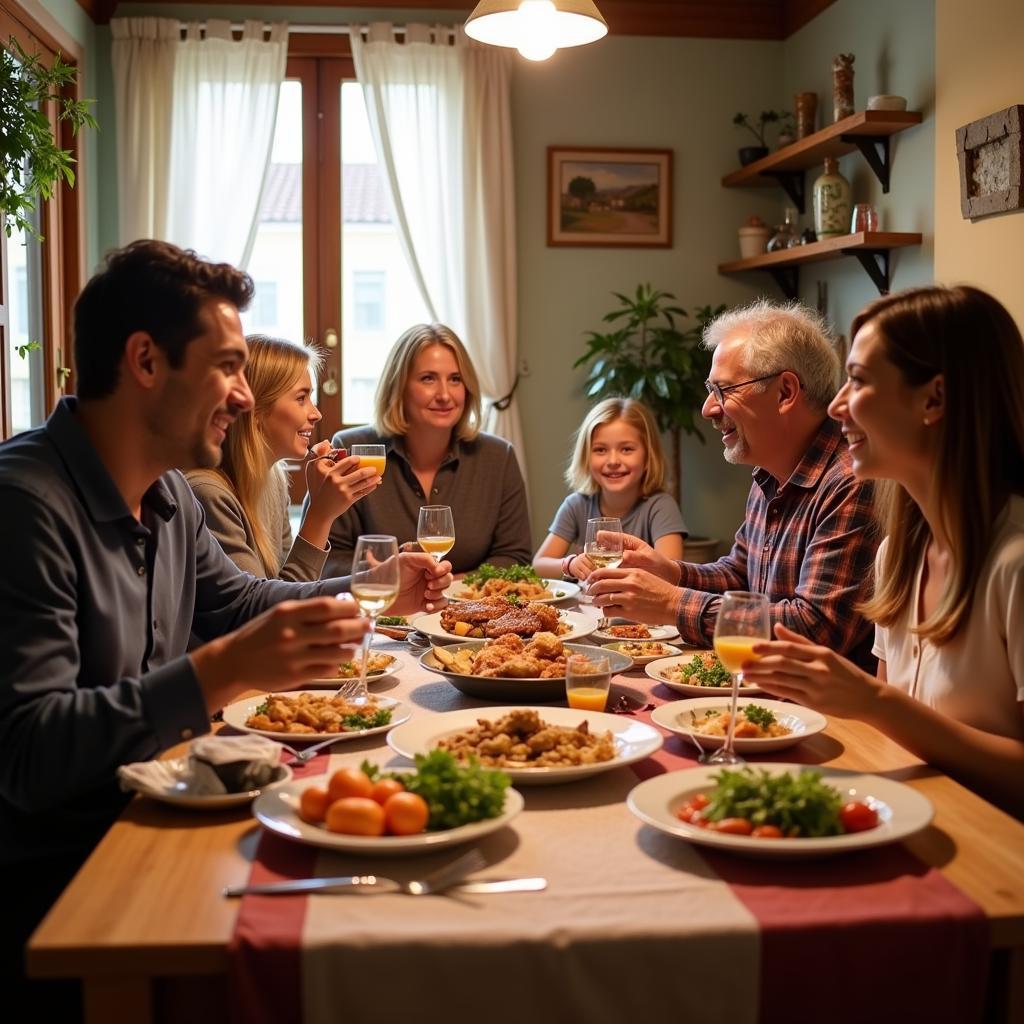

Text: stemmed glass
xmin=583 ymin=516 xmax=623 ymax=624
xmin=705 ymin=591 xmax=770 ymax=766
xmin=348 ymin=534 xmax=400 ymax=703
xmin=417 ymin=505 xmax=455 ymax=563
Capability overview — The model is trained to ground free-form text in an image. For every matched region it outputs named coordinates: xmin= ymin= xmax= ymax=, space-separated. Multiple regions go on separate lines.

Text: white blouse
xmin=873 ymin=495 xmax=1024 ymax=741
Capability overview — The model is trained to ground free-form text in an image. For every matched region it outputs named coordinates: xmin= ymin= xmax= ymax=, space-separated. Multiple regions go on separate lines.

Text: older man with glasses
xmin=588 ymin=298 xmax=878 ymax=669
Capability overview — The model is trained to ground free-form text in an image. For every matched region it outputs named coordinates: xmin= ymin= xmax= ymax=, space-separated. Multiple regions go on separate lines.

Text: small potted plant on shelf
xmin=732 ymin=109 xmax=785 ymax=165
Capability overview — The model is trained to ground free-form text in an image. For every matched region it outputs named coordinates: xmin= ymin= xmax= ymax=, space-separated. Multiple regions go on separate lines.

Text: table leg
xmin=83 ymin=976 xmax=152 ymax=1024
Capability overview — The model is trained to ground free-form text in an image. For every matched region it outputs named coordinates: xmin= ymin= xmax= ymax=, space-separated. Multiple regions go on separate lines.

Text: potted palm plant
xmin=574 ymin=285 xmax=727 ymax=560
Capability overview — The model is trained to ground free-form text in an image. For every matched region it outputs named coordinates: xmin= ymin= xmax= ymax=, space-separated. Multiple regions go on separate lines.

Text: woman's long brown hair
xmin=857 ymin=286 xmax=1024 ymax=644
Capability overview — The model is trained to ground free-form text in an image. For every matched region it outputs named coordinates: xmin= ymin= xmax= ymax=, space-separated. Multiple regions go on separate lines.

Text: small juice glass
xmin=565 ymin=653 xmax=612 ymax=712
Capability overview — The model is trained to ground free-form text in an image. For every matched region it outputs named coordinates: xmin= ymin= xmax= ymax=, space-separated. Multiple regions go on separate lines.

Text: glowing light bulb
xmin=516 ymin=0 xmax=559 ymax=61
xmin=518 ymin=38 xmax=558 ymax=61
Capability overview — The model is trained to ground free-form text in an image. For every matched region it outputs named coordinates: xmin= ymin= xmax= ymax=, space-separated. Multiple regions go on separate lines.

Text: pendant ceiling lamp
xmin=465 ymin=0 xmax=608 ymax=62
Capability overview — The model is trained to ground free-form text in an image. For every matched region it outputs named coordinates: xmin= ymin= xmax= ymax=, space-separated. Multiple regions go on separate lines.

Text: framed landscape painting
xmin=547 ymin=147 xmax=673 ymax=247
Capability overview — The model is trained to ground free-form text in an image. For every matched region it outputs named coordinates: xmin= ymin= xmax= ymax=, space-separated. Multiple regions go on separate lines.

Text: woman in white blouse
xmin=742 ymin=285 xmax=1024 ymax=816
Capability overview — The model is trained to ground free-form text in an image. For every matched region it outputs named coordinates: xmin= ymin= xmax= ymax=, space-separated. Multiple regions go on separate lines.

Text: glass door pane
xmin=6 ymin=209 xmax=46 ymax=434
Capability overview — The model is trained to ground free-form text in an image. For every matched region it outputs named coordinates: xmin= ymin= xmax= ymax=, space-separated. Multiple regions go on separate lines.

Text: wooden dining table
xmin=27 ymin=619 xmax=1024 ymax=1024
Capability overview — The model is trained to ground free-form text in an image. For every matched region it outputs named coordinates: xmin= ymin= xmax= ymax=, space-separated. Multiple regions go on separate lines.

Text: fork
xmin=279 ymin=735 xmax=345 ymax=765
xmin=225 ymin=849 xmax=486 ymax=897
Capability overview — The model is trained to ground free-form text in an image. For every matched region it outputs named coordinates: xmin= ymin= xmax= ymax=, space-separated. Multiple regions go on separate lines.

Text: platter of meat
xmin=413 ymin=601 xmax=596 ymax=643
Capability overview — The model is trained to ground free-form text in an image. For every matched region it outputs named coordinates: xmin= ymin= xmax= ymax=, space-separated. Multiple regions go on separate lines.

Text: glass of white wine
xmin=705 ymin=591 xmax=770 ymax=766
xmin=583 ymin=516 xmax=623 ymax=623
xmin=416 ymin=505 xmax=455 ymax=563
xmin=348 ymin=534 xmax=400 ymax=703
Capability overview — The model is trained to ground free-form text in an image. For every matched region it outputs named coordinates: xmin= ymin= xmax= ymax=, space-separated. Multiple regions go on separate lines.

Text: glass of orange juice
xmin=706 ymin=590 xmax=770 ymax=766
xmin=565 ymin=653 xmax=612 ymax=712
xmin=351 ymin=444 xmax=387 ymax=478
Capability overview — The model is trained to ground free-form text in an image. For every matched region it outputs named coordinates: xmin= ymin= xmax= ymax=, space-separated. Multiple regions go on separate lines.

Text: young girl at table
xmin=186 ymin=335 xmax=380 ymax=580
xmin=740 ymin=285 xmax=1024 ymax=816
xmin=533 ymin=397 xmax=686 ymax=582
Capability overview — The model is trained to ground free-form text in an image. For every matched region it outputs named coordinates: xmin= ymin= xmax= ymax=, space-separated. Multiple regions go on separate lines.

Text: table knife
xmin=224 ymin=876 xmax=546 ymax=897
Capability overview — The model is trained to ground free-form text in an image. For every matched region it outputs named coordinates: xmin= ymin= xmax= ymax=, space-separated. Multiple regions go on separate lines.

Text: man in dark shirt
xmin=0 ymin=240 xmax=451 ymax=1011
xmin=589 ymin=300 xmax=877 ymax=669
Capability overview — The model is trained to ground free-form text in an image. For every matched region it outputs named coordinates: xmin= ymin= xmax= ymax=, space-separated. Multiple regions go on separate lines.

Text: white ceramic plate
xmin=253 ymin=774 xmax=525 ymax=856
xmin=222 ymin=691 xmax=410 ymax=742
xmin=646 ymin=652 xmax=762 ymax=697
xmin=413 ymin=608 xmax=595 ymax=644
xmin=387 ymin=705 xmax=663 ymax=785
xmin=304 ymin=655 xmax=402 ymax=688
xmin=446 ymin=578 xmax=581 ymax=605
xmin=627 ymin=764 xmax=934 ymax=858
xmin=650 ymin=698 xmax=827 ymax=754
xmin=590 ymin=619 xmax=680 ymax=643
xmin=124 ymin=758 xmax=294 ymax=809
xmin=601 ymin=641 xmax=684 ymax=666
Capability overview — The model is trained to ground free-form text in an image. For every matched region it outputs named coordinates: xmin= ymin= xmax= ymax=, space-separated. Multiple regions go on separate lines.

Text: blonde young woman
xmin=533 ymin=397 xmax=686 ymax=581
xmin=186 ymin=335 xmax=380 ymax=580
xmin=322 ymin=323 xmax=532 ymax=575
xmin=741 ymin=286 xmax=1024 ymax=816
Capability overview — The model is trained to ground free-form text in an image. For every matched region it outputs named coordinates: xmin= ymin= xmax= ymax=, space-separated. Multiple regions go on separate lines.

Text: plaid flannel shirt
xmin=675 ymin=418 xmax=878 ymax=669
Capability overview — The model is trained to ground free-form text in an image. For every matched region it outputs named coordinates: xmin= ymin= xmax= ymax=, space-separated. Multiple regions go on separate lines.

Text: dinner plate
xmin=419 ymin=641 xmax=633 ymax=702
xmin=387 ymin=705 xmax=663 ymax=785
xmin=627 ymin=764 xmax=934 ymax=858
xmin=304 ymin=655 xmax=402 ymax=688
xmin=124 ymin=758 xmax=294 ymax=809
xmin=446 ymin=578 xmax=581 ymax=605
xmin=222 ymin=691 xmax=410 ymax=742
xmin=646 ymin=652 xmax=762 ymax=697
xmin=601 ymin=641 xmax=684 ymax=666
xmin=413 ymin=608 xmax=596 ymax=644
xmin=252 ymin=774 xmax=525 ymax=855
xmin=650 ymin=698 xmax=827 ymax=754
xmin=589 ymin=619 xmax=679 ymax=643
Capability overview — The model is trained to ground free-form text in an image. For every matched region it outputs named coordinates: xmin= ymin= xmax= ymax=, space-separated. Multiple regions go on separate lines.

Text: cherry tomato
xmin=370 ymin=778 xmax=406 ymax=806
xmin=751 ymin=824 xmax=783 ymax=839
xmin=384 ymin=792 xmax=430 ymax=836
xmin=690 ymin=793 xmax=710 ymax=810
xmin=327 ymin=767 xmax=373 ymax=803
xmin=676 ymin=801 xmax=700 ymax=823
xmin=710 ymin=817 xmax=755 ymax=835
xmin=299 ymin=786 xmax=330 ymax=824
xmin=325 ymin=796 xmax=386 ymax=836
xmin=840 ymin=801 xmax=879 ymax=833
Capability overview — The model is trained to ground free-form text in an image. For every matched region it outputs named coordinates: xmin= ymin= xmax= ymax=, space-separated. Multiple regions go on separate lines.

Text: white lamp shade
xmin=465 ymin=0 xmax=608 ymax=52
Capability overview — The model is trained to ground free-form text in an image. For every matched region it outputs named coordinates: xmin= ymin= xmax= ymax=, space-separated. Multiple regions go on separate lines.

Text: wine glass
xmin=416 ymin=505 xmax=455 ymax=563
xmin=348 ymin=534 xmax=400 ymax=703
xmin=705 ymin=591 xmax=770 ymax=766
xmin=583 ymin=516 xmax=623 ymax=624
xmin=351 ymin=444 xmax=387 ymax=478
xmin=565 ymin=653 xmax=612 ymax=712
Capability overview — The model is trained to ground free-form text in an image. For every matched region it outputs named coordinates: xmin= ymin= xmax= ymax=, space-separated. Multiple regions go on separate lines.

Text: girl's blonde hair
xmin=565 ymin=397 xmax=667 ymax=496
xmin=373 ymin=324 xmax=482 ymax=442
xmin=220 ymin=335 xmax=324 ymax=575
xmin=856 ymin=286 xmax=1024 ymax=645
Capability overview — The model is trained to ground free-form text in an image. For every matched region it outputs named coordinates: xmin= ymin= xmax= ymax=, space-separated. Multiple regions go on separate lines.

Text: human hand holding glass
xmin=348 ymin=534 xmax=400 ymax=703
xmin=565 ymin=653 xmax=612 ymax=712
xmin=706 ymin=591 xmax=770 ymax=765
xmin=417 ymin=505 xmax=455 ymax=562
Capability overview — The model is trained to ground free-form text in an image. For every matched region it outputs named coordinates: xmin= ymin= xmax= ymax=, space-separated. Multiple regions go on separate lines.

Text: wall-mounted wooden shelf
xmin=721 ymin=110 xmax=923 ymax=212
xmin=718 ymin=231 xmax=923 ymax=299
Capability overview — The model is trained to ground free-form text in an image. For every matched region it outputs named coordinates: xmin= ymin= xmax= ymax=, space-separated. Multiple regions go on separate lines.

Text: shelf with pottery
xmin=717 ymin=231 xmax=922 ymax=301
xmin=721 ymin=110 xmax=923 ymax=212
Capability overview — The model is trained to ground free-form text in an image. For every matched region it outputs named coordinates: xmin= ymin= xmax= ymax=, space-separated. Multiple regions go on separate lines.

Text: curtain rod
xmin=176 ymin=22 xmax=460 ymax=37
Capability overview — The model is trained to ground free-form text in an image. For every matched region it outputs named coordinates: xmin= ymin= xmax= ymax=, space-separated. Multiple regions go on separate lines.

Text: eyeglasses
xmin=704 ymin=372 xmax=781 ymax=406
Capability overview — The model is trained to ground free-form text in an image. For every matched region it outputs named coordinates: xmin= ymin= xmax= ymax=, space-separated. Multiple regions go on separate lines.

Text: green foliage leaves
xmin=574 ymin=283 xmax=726 ymax=442
xmin=1 ymin=37 xmax=98 ymax=239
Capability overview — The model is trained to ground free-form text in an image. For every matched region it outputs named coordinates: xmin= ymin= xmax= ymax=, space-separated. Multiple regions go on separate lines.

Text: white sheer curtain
xmin=111 ymin=18 xmax=286 ymax=268
xmin=350 ymin=24 xmax=525 ymax=469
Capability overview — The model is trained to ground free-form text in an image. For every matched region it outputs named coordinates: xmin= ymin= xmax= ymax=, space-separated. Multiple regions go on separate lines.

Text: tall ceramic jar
xmin=812 ymin=157 xmax=851 ymax=238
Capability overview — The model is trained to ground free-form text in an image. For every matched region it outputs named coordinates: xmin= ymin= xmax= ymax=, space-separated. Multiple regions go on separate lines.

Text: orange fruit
xmin=327 ymin=767 xmax=373 ymax=803
xmin=299 ymin=785 xmax=330 ymax=824
xmin=370 ymin=778 xmax=405 ymax=805
xmin=383 ymin=792 xmax=429 ymax=836
xmin=324 ymin=797 xmax=386 ymax=836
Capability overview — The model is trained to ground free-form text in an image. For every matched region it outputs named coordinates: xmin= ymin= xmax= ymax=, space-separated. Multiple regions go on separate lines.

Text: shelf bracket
xmin=840 ymin=134 xmax=892 ymax=192
xmin=842 ymin=247 xmax=891 ymax=294
xmin=766 ymin=266 xmax=800 ymax=301
xmin=764 ymin=170 xmax=806 ymax=213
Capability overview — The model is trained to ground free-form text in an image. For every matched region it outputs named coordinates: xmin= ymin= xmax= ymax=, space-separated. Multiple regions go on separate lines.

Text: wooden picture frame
xmin=547 ymin=147 xmax=672 ymax=247
xmin=955 ymin=104 xmax=1024 ymax=220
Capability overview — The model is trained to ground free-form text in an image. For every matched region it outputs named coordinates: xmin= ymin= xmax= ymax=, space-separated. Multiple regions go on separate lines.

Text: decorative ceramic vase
xmin=738 ymin=215 xmax=772 ymax=258
xmin=795 ymin=91 xmax=818 ymax=138
xmin=813 ymin=157 xmax=851 ymax=238
xmin=832 ymin=53 xmax=855 ymax=121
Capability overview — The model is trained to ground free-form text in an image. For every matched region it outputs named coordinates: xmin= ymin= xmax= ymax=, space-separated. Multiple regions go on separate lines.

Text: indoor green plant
xmin=732 ymin=109 xmax=786 ymax=165
xmin=1 ymin=37 xmax=96 ymax=239
xmin=573 ymin=283 xmax=726 ymax=510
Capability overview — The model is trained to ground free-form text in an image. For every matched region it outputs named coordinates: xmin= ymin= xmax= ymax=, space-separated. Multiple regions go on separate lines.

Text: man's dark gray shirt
xmin=0 ymin=398 xmax=348 ymax=868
